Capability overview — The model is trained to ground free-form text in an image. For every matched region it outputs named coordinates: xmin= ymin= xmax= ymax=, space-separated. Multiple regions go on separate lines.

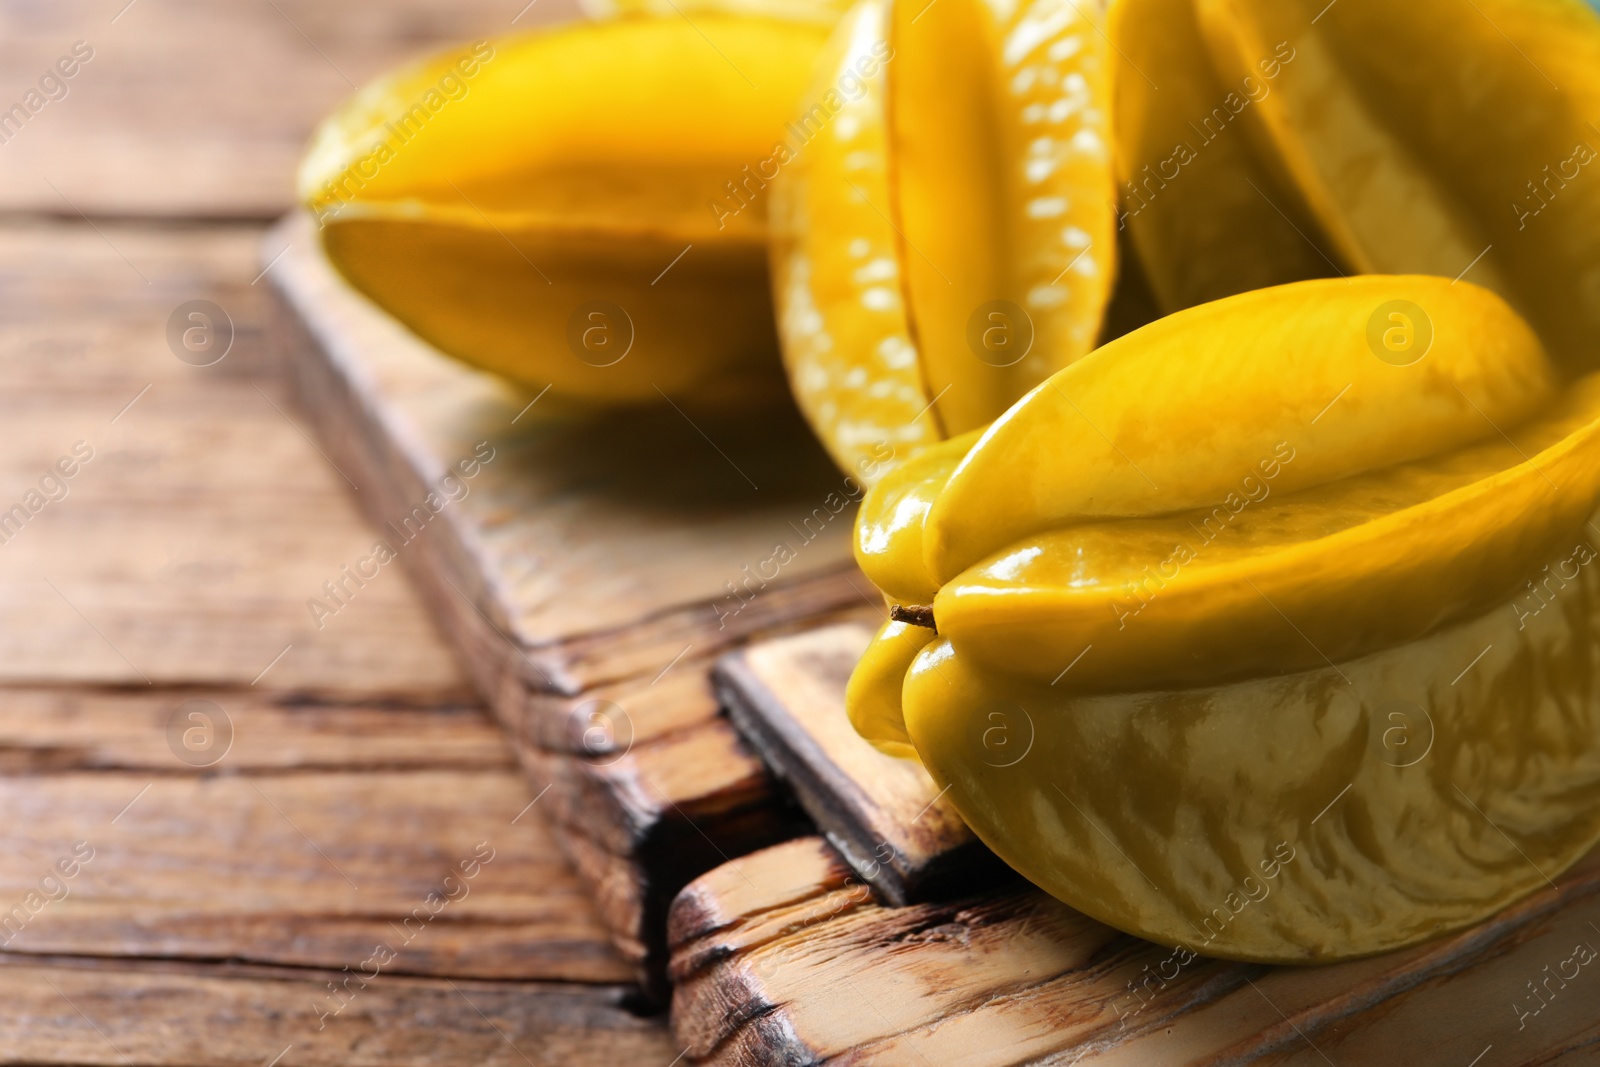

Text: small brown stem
xmin=890 ymin=604 xmax=937 ymax=630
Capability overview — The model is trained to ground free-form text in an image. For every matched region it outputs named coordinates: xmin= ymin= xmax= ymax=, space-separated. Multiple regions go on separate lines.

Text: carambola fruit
xmin=901 ymin=571 xmax=1600 ymax=962
xmin=847 ymin=276 xmax=1600 ymax=961
xmin=769 ymin=0 xmax=1119 ymax=480
xmin=299 ymin=16 xmax=829 ymax=407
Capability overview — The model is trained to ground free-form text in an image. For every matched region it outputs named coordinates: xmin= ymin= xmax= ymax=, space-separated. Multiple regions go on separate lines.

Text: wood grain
xmin=0 ymin=764 xmax=631 ymax=982
xmin=0 ymin=221 xmax=467 ymax=693
xmin=716 ymin=623 xmax=1013 ymax=906
xmin=0 ymin=0 xmax=584 ymax=219
xmin=669 ymin=837 xmax=1600 ymax=1065
xmin=0 ymin=957 xmax=675 ymax=1066
xmin=0 ymin=686 xmax=508 ymax=771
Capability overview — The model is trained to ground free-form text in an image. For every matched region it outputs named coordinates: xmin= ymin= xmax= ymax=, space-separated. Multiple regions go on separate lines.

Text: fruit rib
xmin=1109 ymin=0 xmax=1337 ymax=313
xmin=846 ymin=619 xmax=938 ymax=759
xmin=925 ymin=276 xmax=1558 ymax=583
xmin=1198 ymin=0 xmax=1600 ymax=372
xmin=768 ymin=0 xmax=941 ymax=481
xmin=854 ymin=428 xmax=984 ymax=605
xmin=937 ymin=373 xmax=1600 ymax=688
xmin=888 ymin=0 xmax=1118 ymax=435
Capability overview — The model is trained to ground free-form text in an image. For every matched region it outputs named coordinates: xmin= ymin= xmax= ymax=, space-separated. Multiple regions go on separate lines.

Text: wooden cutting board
xmin=265 ymin=212 xmax=877 ymax=997
xmin=267 ymin=216 xmax=1600 ymax=1062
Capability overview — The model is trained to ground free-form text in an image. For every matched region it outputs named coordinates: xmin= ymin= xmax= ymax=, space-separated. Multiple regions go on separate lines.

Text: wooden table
xmin=0 ymin=1 xmax=677 ymax=1061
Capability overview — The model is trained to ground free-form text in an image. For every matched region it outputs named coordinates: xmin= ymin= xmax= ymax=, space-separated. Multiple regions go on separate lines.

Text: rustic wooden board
xmin=265 ymin=211 xmax=879 ymax=992
xmin=669 ymin=836 xmax=1600 ymax=1066
xmin=715 ymin=623 xmax=1013 ymax=905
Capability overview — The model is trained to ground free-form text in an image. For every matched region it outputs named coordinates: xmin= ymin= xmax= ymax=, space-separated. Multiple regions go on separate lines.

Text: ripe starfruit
xmin=769 ymin=0 xmax=1120 ymax=482
xmin=298 ymin=16 xmax=828 ymax=407
xmin=1110 ymin=0 xmax=1600 ymax=369
xmin=903 ymin=568 xmax=1600 ymax=962
xmin=848 ymin=275 xmax=1600 ymax=960
xmin=1108 ymin=0 xmax=1333 ymax=312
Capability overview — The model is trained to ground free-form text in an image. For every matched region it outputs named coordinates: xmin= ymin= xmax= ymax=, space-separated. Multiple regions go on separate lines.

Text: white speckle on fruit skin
xmin=1070 ymin=127 xmax=1105 ymax=157
xmin=1047 ymin=35 xmax=1082 ymax=62
xmin=853 ymin=257 xmax=898 ymax=284
xmin=1027 ymin=197 xmax=1069 ymax=218
xmin=879 ymin=336 xmax=917 ymax=370
xmin=1027 ymin=284 xmax=1067 ymax=309
xmin=768 ymin=0 xmax=944 ymax=485
xmin=862 ymin=286 xmax=898 ymax=311
xmin=1048 ymin=96 xmax=1081 ymax=123
xmin=1003 ymin=0 xmax=1079 ymax=67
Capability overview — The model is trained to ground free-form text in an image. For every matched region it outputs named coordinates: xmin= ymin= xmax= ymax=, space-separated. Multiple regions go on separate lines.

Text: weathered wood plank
xmin=0 ymin=0 xmax=583 ymax=218
xmin=0 ymin=221 xmax=466 ymax=693
xmin=668 ymin=837 xmax=1600 ymax=1066
xmin=716 ymin=623 xmax=1012 ymax=905
xmin=506 ymin=711 xmax=813 ymax=1001
xmin=0 ymin=956 xmax=674 ymax=1066
xmin=0 ymin=686 xmax=507 ymax=771
xmin=0 ymin=768 xmax=632 ymax=982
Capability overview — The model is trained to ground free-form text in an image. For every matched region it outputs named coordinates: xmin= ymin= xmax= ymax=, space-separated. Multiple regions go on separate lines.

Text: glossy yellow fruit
xmin=925 ymin=276 xmax=1557 ymax=583
xmin=902 ymin=562 xmax=1600 ymax=962
xmin=853 ymin=428 xmax=983 ymax=604
xmin=1109 ymin=0 xmax=1335 ymax=313
xmin=939 ymin=372 xmax=1600 ymax=688
xmin=298 ymin=18 xmax=828 ymax=406
xmin=845 ymin=619 xmax=936 ymax=759
xmin=770 ymin=0 xmax=1119 ymax=481
xmin=1198 ymin=0 xmax=1600 ymax=371
xmin=847 ymin=270 xmax=1600 ymax=959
